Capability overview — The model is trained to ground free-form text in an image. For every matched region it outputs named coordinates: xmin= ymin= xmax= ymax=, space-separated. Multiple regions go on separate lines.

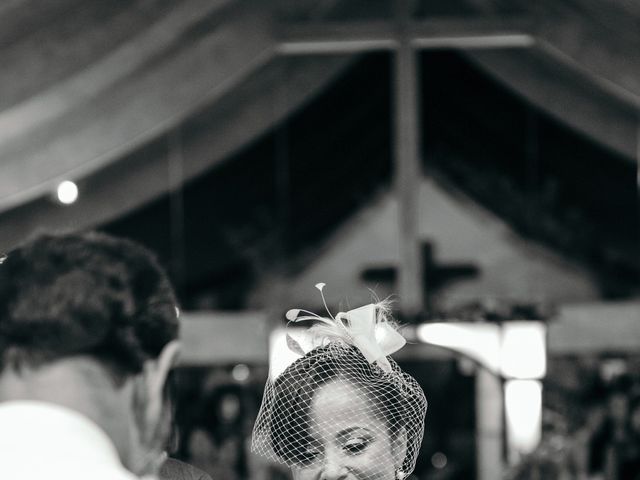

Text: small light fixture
xmin=56 ymin=180 xmax=78 ymax=205
xmin=231 ymin=364 xmax=250 ymax=382
xmin=431 ymin=452 xmax=448 ymax=469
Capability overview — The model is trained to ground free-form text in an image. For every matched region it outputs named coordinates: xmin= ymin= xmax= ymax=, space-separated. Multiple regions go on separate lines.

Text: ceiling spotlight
xmin=56 ymin=180 xmax=78 ymax=205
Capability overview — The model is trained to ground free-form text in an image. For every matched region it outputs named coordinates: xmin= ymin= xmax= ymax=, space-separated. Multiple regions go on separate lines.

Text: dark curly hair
xmin=257 ymin=342 xmax=426 ymax=473
xmin=0 ymin=232 xmax=179 ymax=378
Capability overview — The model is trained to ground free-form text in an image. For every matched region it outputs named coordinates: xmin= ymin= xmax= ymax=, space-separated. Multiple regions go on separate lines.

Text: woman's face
xmin=290 ymin=379 xmax=402 ymax=480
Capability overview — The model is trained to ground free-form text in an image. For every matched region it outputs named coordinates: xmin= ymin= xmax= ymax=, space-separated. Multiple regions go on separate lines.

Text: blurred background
xmin=1 ymin=0 xmax=639 ymax=478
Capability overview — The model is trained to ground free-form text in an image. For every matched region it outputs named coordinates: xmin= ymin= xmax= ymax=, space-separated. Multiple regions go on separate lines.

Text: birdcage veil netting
xmin=251 ymin=294 xmax=427 ymax=479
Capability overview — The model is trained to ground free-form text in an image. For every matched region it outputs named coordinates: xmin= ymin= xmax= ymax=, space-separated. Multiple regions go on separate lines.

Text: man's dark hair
xmin=0 ymin=232 xmax=179 ymax=377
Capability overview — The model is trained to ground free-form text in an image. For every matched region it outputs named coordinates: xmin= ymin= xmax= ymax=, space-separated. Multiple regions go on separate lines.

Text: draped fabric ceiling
xmin=0 ymin=0 xmax=638 ymax=251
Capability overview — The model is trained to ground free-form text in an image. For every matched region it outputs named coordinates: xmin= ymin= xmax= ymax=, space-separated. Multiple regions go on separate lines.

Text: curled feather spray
xmin=284 ymin=283 xmax=406 ymax=372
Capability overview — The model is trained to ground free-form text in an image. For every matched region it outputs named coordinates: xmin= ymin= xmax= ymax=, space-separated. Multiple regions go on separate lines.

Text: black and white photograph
xmin=0 ymin=1 xmax=639 ymax=479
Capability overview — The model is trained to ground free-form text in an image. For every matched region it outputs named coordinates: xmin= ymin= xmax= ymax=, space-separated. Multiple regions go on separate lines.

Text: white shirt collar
xmin=0 ymin=400 xmax=139 ymax=480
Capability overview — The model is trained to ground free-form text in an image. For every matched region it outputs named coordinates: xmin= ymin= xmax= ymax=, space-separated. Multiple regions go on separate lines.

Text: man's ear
xmin=391 ymin=427 xmax=408 ymax=471
xmin=147 ymin=340 xmax=181 ymax=400
xmin=128 ymin=340 xmax=181 ymax=476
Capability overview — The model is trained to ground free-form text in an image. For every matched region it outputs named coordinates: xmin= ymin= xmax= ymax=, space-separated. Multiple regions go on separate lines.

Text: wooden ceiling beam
xmin=277 ymin=16 xmax=535 ymax=54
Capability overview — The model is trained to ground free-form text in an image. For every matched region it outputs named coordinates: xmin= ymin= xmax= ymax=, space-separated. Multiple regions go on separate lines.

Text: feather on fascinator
xmin=284 ymin=283 xmax=406 ymax=373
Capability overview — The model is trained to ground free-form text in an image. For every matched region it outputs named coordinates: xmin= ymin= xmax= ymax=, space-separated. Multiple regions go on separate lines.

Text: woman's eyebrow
xmin=336 ymin=426 xmax=373 ymax=441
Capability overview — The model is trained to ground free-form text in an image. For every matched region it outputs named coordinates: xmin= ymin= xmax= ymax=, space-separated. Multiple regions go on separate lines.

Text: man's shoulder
xmin=159 ymin=458 xmax=213 ymax=480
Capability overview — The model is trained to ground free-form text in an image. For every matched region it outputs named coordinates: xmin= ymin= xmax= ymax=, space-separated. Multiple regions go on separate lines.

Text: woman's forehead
xmin=310 ymin=379 xmax=383 ymax=428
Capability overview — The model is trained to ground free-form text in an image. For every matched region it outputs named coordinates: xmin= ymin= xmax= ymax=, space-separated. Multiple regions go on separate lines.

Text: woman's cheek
xmin=291 ymin=465 xmax=318 ymax=480
xmin=349 ymin=448 xmax=396 ymax=480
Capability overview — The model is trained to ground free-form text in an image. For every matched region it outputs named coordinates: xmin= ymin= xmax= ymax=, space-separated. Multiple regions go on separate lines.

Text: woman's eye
xmin=296 ymin=447 xmax=321 ymax=466
xmin=343 ymin=437 xmax=369 ymax=454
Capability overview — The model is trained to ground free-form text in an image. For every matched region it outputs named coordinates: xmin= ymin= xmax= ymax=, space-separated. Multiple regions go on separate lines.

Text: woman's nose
xmin=320 ymin=450 xmax=348 ymax=480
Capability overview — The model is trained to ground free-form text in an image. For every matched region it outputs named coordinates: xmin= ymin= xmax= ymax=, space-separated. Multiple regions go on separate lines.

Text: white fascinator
xmin=252 ymin=284 xmax=427 ymax=479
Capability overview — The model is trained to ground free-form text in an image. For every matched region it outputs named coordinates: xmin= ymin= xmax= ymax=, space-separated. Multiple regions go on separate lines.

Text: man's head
xmin=0 ymin=232 xmax=180 ymax=475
